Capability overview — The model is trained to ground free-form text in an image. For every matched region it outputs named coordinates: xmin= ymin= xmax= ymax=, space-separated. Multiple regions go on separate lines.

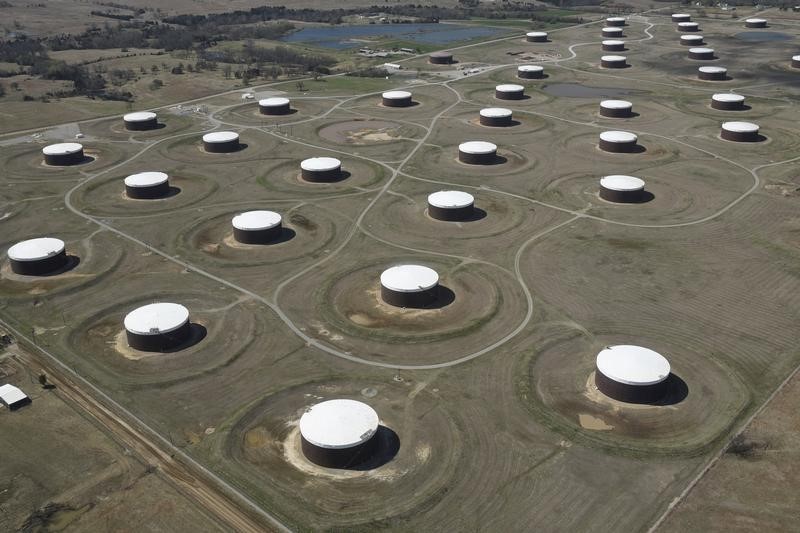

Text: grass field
xmin=2 ymin=6 xmax=800 ymax=532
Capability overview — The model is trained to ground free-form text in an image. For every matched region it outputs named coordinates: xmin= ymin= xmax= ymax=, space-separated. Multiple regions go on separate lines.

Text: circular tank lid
xmin=430 ymin=51 xmax=453 ymax=57
xmin=480 ymin=107 xmax=512 ymax=118
xmin=746 ymin=17 xmax=766 ymax=23
xmin=606 ymin=17 xmax=625 ymax=22
xmin=382 ymin=90 xmax=412 ymax=99
xmin=600 ymin=99 xmax=633 ymax=109
xmin=793 ymin=55 xmax=800 ymax=61
xmin=123 ymin=111 xmax=157 ymax=122
xmin=496 ymin=83 xmax=524 ymax=92
xmin=232 ymin=210 xmax=282 ymax=231
xmin=601 ymin=55 xmax=627 ymax=62
xmin=428 ymin=190 xmax=474 ymax=209
xmin=124 ymin=171 xmax=168 ymax=188
xmin=602 ymin=39 xmax=625 ymax=46
xmin=42 ymin=142 xmax=83 ymax=156
xmin=722 ymin=121 xmax=759 ymax=133
xmin=517 ymin=65 xmax=544 ymax=72
xmin=600 ymin=174 xmax=645 ymax=191
xmin=124 ymin=302 xmax=190 ymax=336
xmin=596 ymin=345 xmax=671 ymax=386
xmin=602 ymin=27 xmax=623 ymax=32
xmin=712 ymin=93 xmax=745 ymax=103
xmin=301 ymin=156 xmax=342 ymax=172
xmin=526 ymin=31 xmax=548 ymax=37
xmin=678 ymin=21 xmax=699 ymax=27
xmin=380 ymin=264 xmax=439 ymax=293
xmin=459 ymin=140 xmax=497 ymax=154
xmin=8 ymin=237 xmax=65 ymax=262
xmin=203 ymin=131 xmax=239 ymax=143
xmin=600 ymin=130 xmax=637 ymax=143
xmin=672 ymin=13 xmax=691 ymax=18
xmin=299 ymin=399 xmax=379 ymax=449
xmin=259 ymin=97 xmax=290 ymax=107
xmin=680 ymin=34 xmax=704 ymax=40
xmin=690 ymin=47 xmax=714 ymax=54
xmin=699 ymin=66 xmax=727 ymax=73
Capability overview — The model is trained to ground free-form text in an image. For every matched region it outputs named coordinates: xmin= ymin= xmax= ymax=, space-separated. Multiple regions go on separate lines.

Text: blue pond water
xmin=280 ymin=23 xmax=505 ymax=49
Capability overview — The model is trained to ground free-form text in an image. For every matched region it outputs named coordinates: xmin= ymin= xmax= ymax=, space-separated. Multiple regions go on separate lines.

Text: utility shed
xmin=0 ymin=384 xmax=31 ymax=410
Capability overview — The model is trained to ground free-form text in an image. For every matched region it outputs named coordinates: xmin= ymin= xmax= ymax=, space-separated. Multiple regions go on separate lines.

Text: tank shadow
xmin=345 ymin=426 xmax=401 ymax=471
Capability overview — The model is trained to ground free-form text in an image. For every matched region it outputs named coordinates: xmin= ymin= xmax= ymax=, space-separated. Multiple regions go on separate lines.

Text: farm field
xmin=2 ymin=6 xmax=800 ymax=532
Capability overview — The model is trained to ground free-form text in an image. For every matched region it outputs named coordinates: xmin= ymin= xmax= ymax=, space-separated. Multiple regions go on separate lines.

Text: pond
xmin=734 ymin=31 xmax=794 ymax=42
xmin=541 ymin=83 xmax=641 ymax=98
xmin=280 ymin=23 xmax=506 ymax=50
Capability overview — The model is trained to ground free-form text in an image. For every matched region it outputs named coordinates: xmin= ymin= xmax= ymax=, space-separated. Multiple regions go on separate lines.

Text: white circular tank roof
xmin=690 ymin=47 xmax=714 ymax=54
xmin=601 ymin=55 xmax=627 ymax=62
xmin=600 ymin=131 xmax=637 ymax=143
xmin=722 ymin=121 xmax=759 ymax=133
xmin=42 ymin=143 xmax=83 ymax=156
xmin=459 ymin=141 xmax=497 ymax=154
xmin=299 ymin=399 xmax=379 ymax=449
xmin=672 ymin=13 xmax=690 ymax=18
xmin=518 ymin=65 xmax=544 ymax=72
xmin=606 ymin=17 xmax=625 ymax=22
xmin=526 ymin=31 xmax=548 ymax=37
xmin=602 ymin=27 xmax=623 ymax=33
xmin=496 ymin=83 xmax=524 ymax=92
xmin=678 ymin=22 xmax=699 ymax=27
xmin=232 ymin=210 xmax=282 ymax=231
xmin=600 ymin=175 xmax=645 ymax=191
xmin=380 ymin=264 xmax=439 ymax=293
xmin=382 ymin=90 xmax=412 ymax=99
xmin=301 ymin=157 xmax=342 ymax=172
xmin=600 ymin=99 xmax=633 ymax=109
xmin=793 ymin=55 xmax=800 ymax=61
xmin=712 ymin=93 xmax=745 ymax=103
xmin=680 ymin=34 xmax=704 ymax=41
xmin=602 ymin=39 xmax=625 ymax=46
xmin=124 ymin=302 xmax=190 ymax=336
xmin=123 ymin=111 xmax=157 ymax=122
xmin=596 ymin=345 xmax=670 ymax=386
xmin=203 ymin=131 xmax=239 ymax=143
xmin=480 ymin=107 xmax=512 ymax=118
xmin=8 ymin=237 xmax=65 ymax=262
xmin=259 ymin=97 xmax=290 ymax=107
xmin=699 ymin=66 xmax=727 ymax=74
xmin=428 ymin=190 xmax=474 ymax=209
xmin=746 ymin=18 xmax=766 ymax=23
xmin=124 ymin=171 xmax=168 ymax=188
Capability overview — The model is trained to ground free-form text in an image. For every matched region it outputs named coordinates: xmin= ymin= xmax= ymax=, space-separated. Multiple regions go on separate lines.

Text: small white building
xmin=0 ymin=384 xmax=30 ymax=411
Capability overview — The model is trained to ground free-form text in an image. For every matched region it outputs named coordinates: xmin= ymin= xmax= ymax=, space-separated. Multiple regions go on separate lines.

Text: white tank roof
xmin=496 ymin=83 xmax=524 ymax=92
xmin=600 ymin=131 xmax=637 ymax=143
xmin=232 ymin=210 xmax=282 ymax=231
xmin=606 ymin=17 xmax=625 ymax=22
xmin=601 ymin=55 xmax=627 ymax=62
xmin=600 ymin=175 xmax=645 ymax=191
xmin=382 ymin=90 xmax=412 ymax=99
xmin=596 ymin=345 xmax=670 ymax=386
xmin=259 ymin=97 xmax=290 ymax=107
xmin=712 ymin=93 xmax=745 ymax=103
xmin=124 ymin=302 xmax=189 ymax=336
xmin=602 ymin=39 xmax=625 ymax=46
xmin=680 ymin=34 xmax=703 ymax=41
xmin=602 ymin=27 xmax=623 ymax=33
xmin=380 ymin=264 xmax=439 ymax=293
xmin=8 ymin=237 xmax=65 ymax=262
xmin=299 ymin=399 xmax=379 ymax=449
xmin=301 ymin=157 xmax=341 ymax=172
xmin=722 ymin=121 xmax=759 ymax=133
xmin=0 ymin=384 xmax=27 ymax=405
xmin=123 ymin=111 xmax=157 ymax=122
xmin=124 ymin=171 xmax=168 ymax=188
xmin=42 ymin=143 xmax=83 ymax=156
xmin=746 ymin=18 xmax=766 ymax=23
xmin=428 ymin=190 xmax=474 ymax=209
xmin=203 ymin=131 xmax=239 ymax=143
xmin=793 ymin=55 xmax=800 ymax=61
xmin=480 ymin=107 xmax=512 ymax=118
xmin=517 ymin=65 xmax=544 ymax=72
xmin=690 ymin=47 xmax=714 ymax=54
xmin=526 ymin=31 xmax=548 ymax=37
xmin=678 ymin=22 xmax=699 ymax=27
xmin=600 ymin=99 xmax=633 ymax=109
xmin=672 ymin=13 xmax=691 ymax=18
xmin=459 ymin=141 xmax=497 ymax=154
xmin=699 ymin=66 xmax=727 ymax=74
